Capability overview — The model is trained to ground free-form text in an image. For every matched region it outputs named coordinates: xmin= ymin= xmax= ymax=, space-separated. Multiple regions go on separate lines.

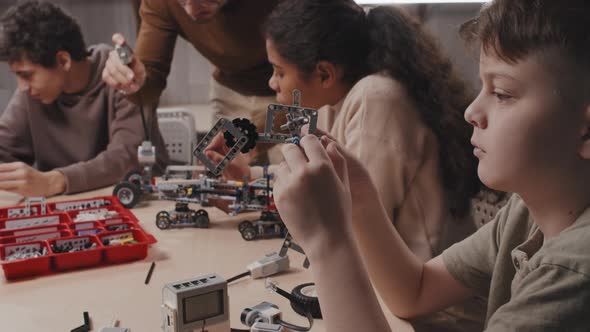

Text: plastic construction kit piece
xmin=25 ymin=197 xmax=47 ymax=216
xmin=161 ymin=273 xmax=230 ymax=332
xmin=239 ymin=210 xmax=287 ymax=241
xmin=193 ymin=90 xmax=318 ymax=177
xmin=70 ymin=311 xmax=91 ymax=332
xmin=247 ymin=252 xmax=290 ymax=279
xmin=115 ymin=42 xmax=134 ymax=66
xmin=0 ymin=195 xmax=157 ymax=280
xmin=113 ymin=165 xmax=276 ymax=215
xmin=250 ymin=322 xmax=284 ymax=332
xmin=279 ymin=233 xmax=310 ymax=269
xmin=193 ymin=118 xmax=251 ymax=178
xmin=155 ymin=202 xmax=209 ymax=230
xmin=145 ymin=261 xmax=156 ymax=285
xmin=240 ymin=302 xmax=282 ymax=327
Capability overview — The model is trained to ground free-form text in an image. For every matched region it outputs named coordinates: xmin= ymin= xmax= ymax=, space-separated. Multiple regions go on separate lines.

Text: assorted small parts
xmin=76 ymin=228 xmax=102 ymax=236
xmin=6 ymin=197 xmax=47 ymax=218
xmin=51 ymin=238 xmax=97 ymax=254
xmin=105 ymin=224 xmax=130 ymax=232
xmin=239 ymin=210 xmax=288 ymax=241
xmin=74 ymin=209 xmax=119 ymax=222
xmin=53 ymin=198 xmax=112 ymax=212
xmin=102 ymin=235 xmax=138 ymax=246
xmin=193 ymin=90 xmax=318 ymax=177
xmin=6 ymin=206 xmax=41 ymax=218
xmin=155 ymin=202 xmax=209 ymax=230
xmin=3 ymin=244 xmax=48 ymax=262
xmin=0 ymin=196 xmax=157 ymax=279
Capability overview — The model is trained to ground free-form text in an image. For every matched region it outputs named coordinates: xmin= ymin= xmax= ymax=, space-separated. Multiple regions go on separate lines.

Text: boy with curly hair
xmin=273 ymin=1 xmax=590 ymax=331
xmin=0 ymin=1 xmax=167 ymax=196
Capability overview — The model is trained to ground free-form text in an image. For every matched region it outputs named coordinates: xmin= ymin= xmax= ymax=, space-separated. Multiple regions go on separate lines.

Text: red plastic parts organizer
xmin=0 ymin=196 xmax=156 ymax=279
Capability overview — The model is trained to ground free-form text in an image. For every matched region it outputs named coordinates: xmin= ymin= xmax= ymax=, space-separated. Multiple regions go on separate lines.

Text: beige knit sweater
xmin=318 ymin=73 xmax=476 ymax=261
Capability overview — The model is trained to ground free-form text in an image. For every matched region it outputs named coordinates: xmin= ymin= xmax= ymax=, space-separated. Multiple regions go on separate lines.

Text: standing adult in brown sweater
xmin=102 ymin=0 xmax=278 ymax=121
xmin=0 ymin=1 xmax=167 ymax=197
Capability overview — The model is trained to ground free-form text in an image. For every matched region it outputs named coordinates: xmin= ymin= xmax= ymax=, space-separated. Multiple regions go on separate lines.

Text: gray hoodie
xmin=0 ymin=44 xmax=168 ymax=193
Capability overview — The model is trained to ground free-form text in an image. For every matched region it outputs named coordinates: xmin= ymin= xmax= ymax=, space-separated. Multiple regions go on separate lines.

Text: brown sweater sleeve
xmin=56 ymin=91 xmax=143 ymax=194
xmin=131 ymin=0 xmax=179 ymax=106
xmin=0 ymin=90 xmax=35 ymax=164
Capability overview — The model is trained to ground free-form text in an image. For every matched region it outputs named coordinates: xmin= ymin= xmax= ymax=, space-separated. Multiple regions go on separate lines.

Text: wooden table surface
xmin=0 ymin=188 xmax=413 ymax=332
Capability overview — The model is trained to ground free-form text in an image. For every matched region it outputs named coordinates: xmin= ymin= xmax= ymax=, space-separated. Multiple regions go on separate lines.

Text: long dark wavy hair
xmin=265 ymin=0 xmax=480 ymax=218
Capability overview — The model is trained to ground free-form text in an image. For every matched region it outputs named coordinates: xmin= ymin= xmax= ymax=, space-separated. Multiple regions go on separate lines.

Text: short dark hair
xmin=0 ymin=1 xmax=88 ymax=67
xmin=460 ymin=0 xmax=590 ymax=70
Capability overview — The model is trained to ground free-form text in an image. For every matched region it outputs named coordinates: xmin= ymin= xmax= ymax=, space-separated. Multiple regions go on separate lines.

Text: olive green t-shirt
xmin=442 ymin=195 xmax=590 ymax=331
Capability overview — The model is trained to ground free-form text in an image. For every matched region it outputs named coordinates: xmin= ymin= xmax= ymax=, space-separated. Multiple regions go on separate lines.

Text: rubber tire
xmin=195 ymin=209 xmax=209 ymax=228
xmin=241 ymin=226 xmax=257 ymax=241
xmin=238 ymin=220 xmax=252 ymax=233
xmin=156 ymin=211 xmax=171 ymax=229
xmin=124 ymin=169 xmax=143 ymax=186
xmin=113 ymin=181 xmax=141 ymax=208
xmin=291 ymin=283 xmax=322 ymax=319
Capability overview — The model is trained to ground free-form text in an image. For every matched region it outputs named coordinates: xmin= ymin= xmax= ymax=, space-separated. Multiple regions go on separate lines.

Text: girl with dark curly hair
xmin=259 ymin=0 xmax=480 ymax=261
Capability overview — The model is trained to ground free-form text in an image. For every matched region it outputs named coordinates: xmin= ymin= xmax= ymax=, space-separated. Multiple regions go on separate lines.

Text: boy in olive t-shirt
xmin=269 ymin=1 xmax=590 ymax=331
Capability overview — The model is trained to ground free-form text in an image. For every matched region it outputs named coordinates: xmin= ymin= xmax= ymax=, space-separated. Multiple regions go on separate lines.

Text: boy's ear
xmin=55 ymin=51 xmax=72 ymax=71
xmin=315 ymin=61 xmax=342 ymax=88
xmin=579 ymin=104 xmax=590 ymax=159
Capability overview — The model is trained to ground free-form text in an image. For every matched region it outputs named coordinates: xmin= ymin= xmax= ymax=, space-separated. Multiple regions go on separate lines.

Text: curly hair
xmin=265 ymin=0 xmax=480 ymax=218
xmin=0 ymin=1 xmax=88 ymax=67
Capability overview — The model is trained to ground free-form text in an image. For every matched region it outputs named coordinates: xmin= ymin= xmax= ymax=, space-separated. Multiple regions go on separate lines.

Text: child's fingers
xmin=326 ymin=141 xmax=349 ymax=187
xmin=273 ymin=161 xmax=291 ymax=192
xmin=0 ymin=179 xmax=23 ymax=191
xmin=303 ymin=124 xmax=336 ymax=141
xmin=204 ymin=150 xmax=224 ymax=163
xmin=299 ymin=135 xmax=330 ymax=164
xmin=204 ymin=133 xmax=229 ymax=154
xmin=0 ymin=162 xmax=24 ymax=172
xmin=281 ymin=143 xmax=308 ymax=170
xmin=112 ymin=33 xmax=126 ymax=46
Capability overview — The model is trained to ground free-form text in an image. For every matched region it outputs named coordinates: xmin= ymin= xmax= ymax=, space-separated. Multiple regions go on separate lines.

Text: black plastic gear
xmin=224 ymin=118 xmax=258 ymax=153
xmin=290 ymin=283 xmax=322 ymax=319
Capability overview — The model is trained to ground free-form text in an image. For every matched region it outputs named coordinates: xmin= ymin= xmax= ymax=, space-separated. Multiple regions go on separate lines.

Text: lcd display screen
xmin=183 ymin=290 xmax=224 ymax=324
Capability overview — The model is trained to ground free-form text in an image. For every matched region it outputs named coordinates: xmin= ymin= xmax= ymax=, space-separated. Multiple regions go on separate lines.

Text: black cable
xmin=230 ymin=329 xmax=249 ymax=332
xmin=272 ymin=284 xmax=295 ymax=302
xmin=227 ymin=271 xmax=250 ymax=283
xmin=276 ymin=310 xmax=313 ymax=332
xmin=137 ymin=93 xmax=150 ymax=141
